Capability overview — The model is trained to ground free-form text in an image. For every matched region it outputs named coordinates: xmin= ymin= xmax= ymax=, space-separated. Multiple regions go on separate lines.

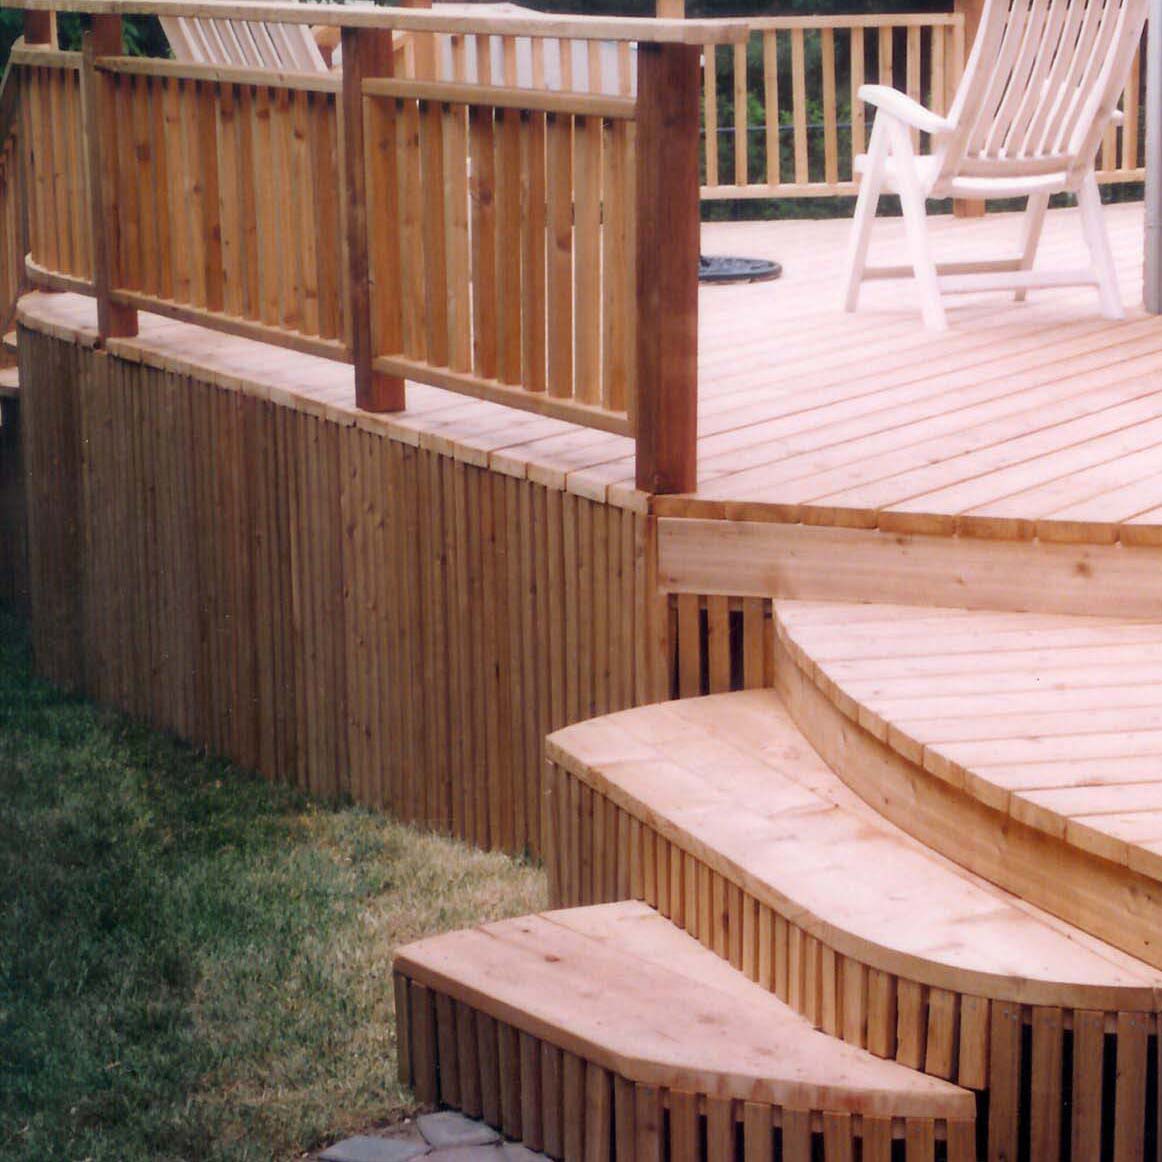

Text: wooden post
xmin=952 ymin=0 xmax=985 ymax=219
xmin=655 ymin=0 xmax=687 ymax=18
xmin=80 ymin=19 xmax=138 ymax=339
xmin=340 ymin=26 xmax=404 ymax=412
xmin=634 ymin=42 xmax=700 ymax=496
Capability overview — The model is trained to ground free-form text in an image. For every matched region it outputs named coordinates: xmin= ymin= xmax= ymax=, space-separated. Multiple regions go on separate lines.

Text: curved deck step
xmin=546 ymin=693 xmax=1162 ymax=1161
xmin=774 ymin=600 xmax=1162 ymax=970
xmin=394 ymin=901 xmax=975 ymax=1162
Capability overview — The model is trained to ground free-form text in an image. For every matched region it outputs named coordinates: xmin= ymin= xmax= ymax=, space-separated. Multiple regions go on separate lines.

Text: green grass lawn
xmin=0 ymin=608 xmax=547 ymax=1162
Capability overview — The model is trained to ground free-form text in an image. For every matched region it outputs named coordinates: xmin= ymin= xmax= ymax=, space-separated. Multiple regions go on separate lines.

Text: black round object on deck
xmin=698 ymin=255 xmax=782 ymax=284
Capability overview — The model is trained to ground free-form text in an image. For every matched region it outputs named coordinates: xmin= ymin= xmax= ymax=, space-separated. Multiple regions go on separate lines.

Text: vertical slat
xmin=821 ymin=28 xmax=838 ymax=186
xmin=601 ymin=117 xmax=632 ymax=415
xmin=444 ymin=102 xmax=472 ymax=373
xmin=670 ymin=1090 xmax=698 ymax=1162
xmin=1072 ymin=1009 xmax=1105 ymax=1162
xmin=498 ymin=1022 xmax=522 ymax=1140
xmin=904 ymin=1119 xmax=935 ymax=1162
xmin=896 ymin=979 xmax=926 ymax=1069
xmin=823 ymin=1112 xmax=853 ymax=1162
xmin=397 ymin=96 xmax=426 ymax=361
xmin=924 ymin=988 xmax=957 ymax=1079
xmin=584 ymin=1064 xmax=611 ymax=1162
xmin=542 ymin=1042 xmax=565 ymax=1159
xmin=703 ymin=44 xmax=718 ymax=186
xmin=520 ymin=109 xmax=547 ymax=392
xmin=573 ymin=113 xmax=602 ymax=405
xmin=457 ymin=1001 xmax=483 ymax=1118
xmin=520 ymin=1032 xmax=543 ymax=1151
xmin=545 ymin=111 xmax=573 ymax=399
xmin=957 ymin=994 xmax=989 ymax=1089
xmin=495 ymin=106 xmax=522 ymax=385
xmin=409 ymin=981 xmax=438 ymax=1105
xmin=420 ymin=97 xmax=449 ymax=367
xmin=633 ymin=1085 xmax=662 ymax=1162
xmin=733 ymin=40 xmax=748 ymax=186
xmin=1029 ymin=1007 xmax=1063 ymax=1161
xmin=706 ymin=1097 xmax=734 ymax=1162
xmin=563 ymin=1052 xmax=585 ymax=1162
xmin=393 ymin=975 xmax=413 ymax=1086
xmin=468 ymin=103 xmax=498 ymax=379
xmin=613 ymin=1076 xmax=634 ymax=1162
xmin=988 ymin=1003 xmax=1021 ymax=1162
xmin=1114 ymin=1012 xmax=1149 ymax=1162
xmin=743 ymin=1102 xmax=772 ymax=1162
xmin=850 ymin=27 xmax=865 ymax=161
xmin=435 ymin=992 xmax=461 ymax=1108
xmin=783 ymin=1108 xmax=811 ymax=1162
xmin=861 ymin=1115 xmax=892 ymax=1162
xmin=789 ymin=30 xmax=808 ymax=183
xmin=1124 ymin=52 xmax=1141 ymax=171
xmin=478 ymin=1011 xmax=501 ymax=1127
xmin=763 ymin=31 xmax=779 ymax=185
xmin=867 ymin=968 xmax=896 ymax=1058
xmin=197 ymin=79 xmax=224 ymax=313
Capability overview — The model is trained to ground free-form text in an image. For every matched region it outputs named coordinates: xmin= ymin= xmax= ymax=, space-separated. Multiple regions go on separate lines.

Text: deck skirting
xmin=17 ymin=324 xmax=666 ymax=854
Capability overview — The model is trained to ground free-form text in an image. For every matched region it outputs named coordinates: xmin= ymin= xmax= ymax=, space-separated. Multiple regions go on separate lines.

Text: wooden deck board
xmin=777 ymin=600 xmax=1162 ymax=896
xmin=18 ymin=200 xmax=1162 ymax=541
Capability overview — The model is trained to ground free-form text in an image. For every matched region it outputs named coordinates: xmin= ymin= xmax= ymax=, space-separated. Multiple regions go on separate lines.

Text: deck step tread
xmin=395 ymin=900 xmax=975 ymax=1121
xmin=549 ymin=691 xmax=1162 ymax=1008
xmin=776 ymin=600 xmax=1162 ymax=880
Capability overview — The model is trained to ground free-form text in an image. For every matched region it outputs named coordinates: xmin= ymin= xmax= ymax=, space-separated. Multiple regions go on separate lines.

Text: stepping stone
xmin=418 ymin=1112 xmax=501 ymax=1150
xmin=321 ymin=1135 xmax=430 ymax=1162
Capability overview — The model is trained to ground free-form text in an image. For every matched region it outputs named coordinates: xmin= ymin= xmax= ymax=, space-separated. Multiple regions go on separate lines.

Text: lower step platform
xmin=546 ymin=692 xmax=1162 ymax=1161
xmin=393 ymin=901 xmax=976 ymax=1162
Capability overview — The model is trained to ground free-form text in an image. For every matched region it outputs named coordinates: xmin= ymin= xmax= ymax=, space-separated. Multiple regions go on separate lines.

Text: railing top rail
xmin=3 ymin=0 xmax=750 ymax=44
xmin=744 ymin=12 xmax=963 ymax=30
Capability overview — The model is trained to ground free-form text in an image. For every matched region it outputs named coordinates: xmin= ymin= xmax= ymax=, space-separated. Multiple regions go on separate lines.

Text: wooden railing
xmin=699 ymin=9 xmax=1147 ymax=200
xmin=7 ymin=2 xmax=746 ymax=493
xmin=365 ymin=80 xmax=637 ymax=432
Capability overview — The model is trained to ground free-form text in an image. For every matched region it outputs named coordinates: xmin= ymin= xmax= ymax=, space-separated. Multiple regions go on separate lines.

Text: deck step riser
xmin=393 ymin=970 xmax=974 ymax=1162
xmin=544 ymin=760 xmax=1159 ymax=1162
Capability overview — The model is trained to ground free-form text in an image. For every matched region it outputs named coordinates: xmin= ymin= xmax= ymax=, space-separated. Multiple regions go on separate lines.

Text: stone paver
xmin=320 ymin=1135 xmax=431 ymax=1162
xmin=417 ymin=1112 xmax=501 ymax=1150
xmin=318 ymin=1113 xmax=548 ymax=1162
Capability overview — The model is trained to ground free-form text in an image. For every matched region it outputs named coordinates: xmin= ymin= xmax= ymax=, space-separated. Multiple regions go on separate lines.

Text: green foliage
xmin=0 ymin=608 xmax=545 ymax=1162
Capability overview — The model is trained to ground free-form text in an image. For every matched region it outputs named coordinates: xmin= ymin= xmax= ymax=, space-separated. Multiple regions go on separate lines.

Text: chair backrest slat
xmin=937 ymin=0 xmax=1146 ymax=185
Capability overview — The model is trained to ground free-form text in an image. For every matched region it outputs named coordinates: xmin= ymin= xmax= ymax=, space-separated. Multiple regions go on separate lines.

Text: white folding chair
xmin=843 ymin=0 xmax=1149 ymax=329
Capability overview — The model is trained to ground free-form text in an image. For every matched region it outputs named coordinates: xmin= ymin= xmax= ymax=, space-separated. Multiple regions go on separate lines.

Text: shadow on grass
xmin=0 ymin=607 xmax=545 ymax=1162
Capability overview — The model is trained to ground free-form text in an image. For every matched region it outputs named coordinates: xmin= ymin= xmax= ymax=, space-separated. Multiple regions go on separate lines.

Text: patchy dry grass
xmin=0 ymin=609 xmax=546 ymax=1161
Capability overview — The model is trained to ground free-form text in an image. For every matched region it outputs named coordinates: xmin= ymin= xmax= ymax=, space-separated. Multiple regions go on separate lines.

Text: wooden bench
xmin=546 ymin=691 xmax=1162 ymax=1162
xmin=394 ymin=900 xmax=976 ymax=1162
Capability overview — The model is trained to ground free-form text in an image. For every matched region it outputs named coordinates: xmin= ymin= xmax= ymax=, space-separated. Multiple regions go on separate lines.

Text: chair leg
xmin=841 ymin=116 xmax=888 ymax=313
xmin=1078 ymin=173 xmax=1124 ymax=319
xmin=888 ymin=120 xmax=946 ymax=331
xmin=1014 ymin=192 xmax=1049 ymax=303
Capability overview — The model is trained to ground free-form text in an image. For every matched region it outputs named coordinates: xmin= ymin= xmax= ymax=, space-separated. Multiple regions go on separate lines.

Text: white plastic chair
xmin=842 ymin=0 xmax=1149 ymax=330
xmin=160 ymin=12 xmax=329 ymax=72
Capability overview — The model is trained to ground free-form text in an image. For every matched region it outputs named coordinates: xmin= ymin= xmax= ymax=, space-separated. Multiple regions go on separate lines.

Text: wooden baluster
xmin=340 ymin=26 xmax=404 ymax=412
xmin=81 ymin=18 xmax=137 ymax=340
xmin=733 ymin=40 xmax=748 ymax=187
xmin=634 ymin=42 xmax=699 ymax=495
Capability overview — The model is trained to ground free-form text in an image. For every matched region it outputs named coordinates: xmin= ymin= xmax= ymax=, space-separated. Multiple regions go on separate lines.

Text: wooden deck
xmin=24 ymin=199 xmax=1162 ymax=545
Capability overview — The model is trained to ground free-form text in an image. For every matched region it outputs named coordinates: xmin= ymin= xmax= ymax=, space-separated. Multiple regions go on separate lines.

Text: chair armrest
xmin=858 ymin=84 xmax=953 ymax=138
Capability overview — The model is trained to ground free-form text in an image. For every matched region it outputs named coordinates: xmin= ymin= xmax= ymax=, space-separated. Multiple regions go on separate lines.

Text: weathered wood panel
xmin=18 ymin=325 xmax=656 ymax=854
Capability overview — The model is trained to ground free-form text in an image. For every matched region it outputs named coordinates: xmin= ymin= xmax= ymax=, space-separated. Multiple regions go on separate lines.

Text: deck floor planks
xmin=20 ymin=199 xmax=1162 ymax=545
xmin=777 ymin=600 xmax=1162 ymax=899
